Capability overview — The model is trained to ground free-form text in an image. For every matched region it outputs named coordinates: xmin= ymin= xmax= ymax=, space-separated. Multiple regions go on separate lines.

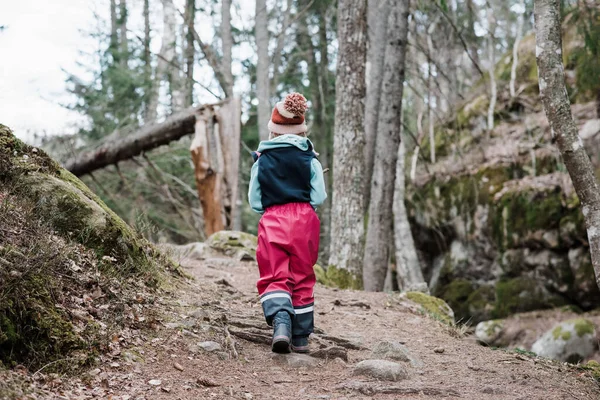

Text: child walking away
xmin=248 ymin=93 xmax=327 ymax=353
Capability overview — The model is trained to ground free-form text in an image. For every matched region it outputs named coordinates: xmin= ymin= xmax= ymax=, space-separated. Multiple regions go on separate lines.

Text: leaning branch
xmin=64 ymin=102 xmax=225 ymax=176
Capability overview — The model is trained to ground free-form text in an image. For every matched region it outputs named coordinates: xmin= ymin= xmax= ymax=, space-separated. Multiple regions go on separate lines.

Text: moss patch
xmin=0 ymin=125 xmax=179 ymax=372
xmin=552 ymin=325 xmax=572 ymax=341
xmin=325 ymin=265 xmax=363 ymax=290
xmin=493 ymin=277 xmax=567 ymax=318
xmin=581 ymin=360 xmax=600 ymax=382
xmin=570 ymin=318 xmax=595 ymax=337
xmin=406 ymin=291 xmax=455 ymax=325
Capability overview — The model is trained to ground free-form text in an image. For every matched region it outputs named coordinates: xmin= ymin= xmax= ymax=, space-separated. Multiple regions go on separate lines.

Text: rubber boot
xmin=272 ymin=311 xmax=291 ymax=353
xmin=291 ymin=336 xmax=309 ymax=353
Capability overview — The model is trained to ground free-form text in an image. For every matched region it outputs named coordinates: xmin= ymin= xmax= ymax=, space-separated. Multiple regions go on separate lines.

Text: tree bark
xmin=64 ymin=103 xmax=223 ymax=177
xmin=534 ymin=0 xmax=600 ymax=290
xmin=394 ymin=141 xmax=426 ymax=291
xmin=510 ymin=0 xmax=526 ymax=98
xmin=364 ymin=0 xmax=389 ymax=207
xmin=427 ymin=18 xmax=438 ymax=164
xmin=221 ymin=0 xmax=234 ymax=98
xmin=184 ymin=0 xmax=196 ymax=107
xmin=270 ymin=0 xmax=294 ymax=94
xmin=363 ymin=0 xmax=410 ymax=291
xmin=487 ymin=9 xmax=497 ymax=133
xmin=143 ymin=0 xmax=152 ymax=122
xmin=255 ymin=0 xmax=270 ymax=141
xmin=328 ymin=0 xmax=367 ymax=288
xmin=119 ymin=0 xmax=128 ymax=67
xmin=110 ymin=0 xmax=119 ymax=54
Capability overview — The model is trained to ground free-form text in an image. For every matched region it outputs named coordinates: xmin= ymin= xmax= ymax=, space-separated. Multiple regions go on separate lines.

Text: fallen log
xmin=64 ymin=102 xmax=224 ymax=177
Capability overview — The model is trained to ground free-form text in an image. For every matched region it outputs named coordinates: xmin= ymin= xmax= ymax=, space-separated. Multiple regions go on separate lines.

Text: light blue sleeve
xmin=310 ymin=158 xmax=327 ymax=209
xmin=248 ymin=161 xmax=264 ymax=214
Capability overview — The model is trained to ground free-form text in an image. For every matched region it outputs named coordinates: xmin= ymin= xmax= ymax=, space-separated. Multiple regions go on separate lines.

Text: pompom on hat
xmin=267 ymin=93 xmax=309 ymax=135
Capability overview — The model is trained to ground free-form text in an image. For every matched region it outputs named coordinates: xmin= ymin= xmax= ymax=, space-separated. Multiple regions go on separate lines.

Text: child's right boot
xmin=272 ymin=311 xmax=291 ymax=353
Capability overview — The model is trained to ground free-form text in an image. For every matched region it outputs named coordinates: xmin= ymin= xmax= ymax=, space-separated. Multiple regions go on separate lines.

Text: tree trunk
xmin=394 ymin=141 xmax=426 ymax=291
xmin=363 ymin=0 xmax=410 ymax=292
xmin=270 ymin=0 xmax=294 ymax=94
xmin=184 ymin=0 xmax=196 ymax=107
xmin=190 ymin=109 xmax=225 ymax=236
xmin=222 ymin=0 xmax=234 ymax=98
xmin=427 ymin=18 xmax=438 ymax=164
xmin=255 ymin=0 xmax=270 ymax=141
xmin=466 ymin=0 xmax=480 ymax=70
xmin=143 ymin=0 xmax=152 ymax=122
xmin=110 ymin=0 xmax=119 ymax=54
xmin=364 ymin=0 xmax=390 ymax=208
xmin=534 ymin=0 xmax=600 ymax=290
xmin=119 ymin=0 xmax=128 ymax=67
xmin=328 ymin=0 xmax=367 ymax=288
xmin=147 ymin=0 xmax=179 ymax=120
xmin=510 ymin=0 xmax=526 ymax=98
xmin=487 ymin=9 xmax=497 ymax=133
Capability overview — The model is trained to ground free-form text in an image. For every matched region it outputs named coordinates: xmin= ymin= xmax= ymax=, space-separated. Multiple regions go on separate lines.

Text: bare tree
xmin=119 ymin=0 xmax=128 ymax=66
xmin=394 ymin=141 xmax=426 ymax=291
xmin=510 ymin=0 xmax=526 ymax=98
xmin=184 ymin=0 xmax=196 ymax=106
xmin=364 ymin=0 xmax=390 ymax=205
xmin=255 ymin=0 xmax=270 ymax=141
xmin=534 ymin=0 xmax=600 ymax=289
xmin=363 ymin=0 xmax=410 ymax=291
xmin=222 ymin=0 xmax=234 ymax=98
xmin=487 ymin=7 xmax=497 ymax=132
xmin=328 ymin=0 xmax=367 ymax=288
xmin=427 ymin=17 xmax=439 ymax=163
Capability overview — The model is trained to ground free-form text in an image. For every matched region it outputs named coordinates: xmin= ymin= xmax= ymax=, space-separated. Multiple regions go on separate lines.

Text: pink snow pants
xmin=256 ymin=202 xmax=320 ymax=337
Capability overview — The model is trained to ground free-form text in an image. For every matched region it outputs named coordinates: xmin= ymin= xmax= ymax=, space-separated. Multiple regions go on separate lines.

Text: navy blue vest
xmin=254 ymin=145 xmax=316 ymax=209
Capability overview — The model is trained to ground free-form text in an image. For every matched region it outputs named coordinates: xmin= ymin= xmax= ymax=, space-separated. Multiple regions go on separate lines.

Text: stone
xmin=579 ymin=119 xmax=600 ymax=140
xmin=271 ymin=353 xmax=319 ymax=368
xmin=198 ymin=341 xmax=222 ymax=352
xmin=402 ymin=292 xmax=455 ymax=325
xmin=371 ymin=341 xmax=416 ymax=365
xmin=433 ymin=347 xmax=445 ymax=354
xmin=310 ymin=346 xmax=348 ymax=362
xmin=206 ymin=231 xmax=258 ymax=261
xmin=475 ymin=320 xmax=505 ymax=345
xmin=531 ymin=319 xmax=596 ymax=363
xmin=353 ymin=359 xmax=408 ymax=381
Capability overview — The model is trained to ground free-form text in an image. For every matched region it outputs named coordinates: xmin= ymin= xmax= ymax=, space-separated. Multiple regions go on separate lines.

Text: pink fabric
xmin=256 ymin=203 xmax=320 ymax=307
xmin=267 ymin=120 xmax=308 ymax=135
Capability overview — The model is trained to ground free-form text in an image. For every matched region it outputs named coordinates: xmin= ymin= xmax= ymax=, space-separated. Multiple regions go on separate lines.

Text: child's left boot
xmin=291 ymin=336 xmax=309 ymax=353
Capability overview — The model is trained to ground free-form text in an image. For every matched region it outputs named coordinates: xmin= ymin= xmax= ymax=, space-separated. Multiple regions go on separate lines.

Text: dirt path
xmin=46 ymin=255 xmax=600 ymax=400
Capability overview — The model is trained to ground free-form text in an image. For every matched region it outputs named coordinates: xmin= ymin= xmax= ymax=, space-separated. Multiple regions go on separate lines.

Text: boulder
xmin=531 ymin=319 xmax=596 ymax=363
xmin=371 ymin=340 xmax=422 ymax=367
xmin=353 ymin=360 xmax=408 ymax=381
xmin=402 ymin=292 xmax=455 ymax=325
xmin=206 ymin=231 xmax=257 ymax=261
xmin=475 ymin=320 xmax=505 ymax=345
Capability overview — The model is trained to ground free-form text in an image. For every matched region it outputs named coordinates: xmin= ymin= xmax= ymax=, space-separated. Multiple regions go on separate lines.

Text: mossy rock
xmin=491 ymin=183 xmax=565 ymax=250
xmin=0 ymin=125 xmax=177 ymax=371
xmin=581 ymin=360 xmax=600 ymax=382
xmin=532 ymin=318 xmax=596 ymax=363
xmin=206 ymin=230 xmax=258 ymax=260
xmin=324 ymin=265 xmax=363 ymax=290
xmin=436 ymin=279 xmax=473 ymax=323
xmin=405 ymin=291 xmax=455 ymax=325
xmin=493 ymin=277 xmax=567 ymax=318
xmin=475 ymin=319 xmax=505 ymax=345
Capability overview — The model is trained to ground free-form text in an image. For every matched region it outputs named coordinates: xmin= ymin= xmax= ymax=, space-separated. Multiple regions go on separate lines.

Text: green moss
xmin=325 ymin=265 xmax=363 ymax=290
xmin=493 ymin=277 xmax=567 ymax=318
xmin=406 ymin=291 xmax=454 ymax=325
xmin=314 ymin=264 xmax=331 ymax=286
xmin=581 ymin=360 xmax=600 ymax=381
xmin=492 ymin=185 xmax=564 ymax=250
xmin=437 ymin=279 xmax=473 ymax=322
xmin=484 ymin=320 xmax=504 ymax=337
xmin=466 ymin=285 xmax=496 ymax=322
xmin=552 ymin=325 xmax=572 ymax=341
xmin=570 ymin=318 xmax=594 ymax=337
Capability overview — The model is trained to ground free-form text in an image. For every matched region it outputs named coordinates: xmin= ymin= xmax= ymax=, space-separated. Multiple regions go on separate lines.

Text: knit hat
xmin=267 ymin=93 xmax=309 ymax=135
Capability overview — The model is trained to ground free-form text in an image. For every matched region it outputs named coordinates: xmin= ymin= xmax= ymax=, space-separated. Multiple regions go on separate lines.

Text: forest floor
xmin=7 ymin=253 xmax=600 ymax=400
